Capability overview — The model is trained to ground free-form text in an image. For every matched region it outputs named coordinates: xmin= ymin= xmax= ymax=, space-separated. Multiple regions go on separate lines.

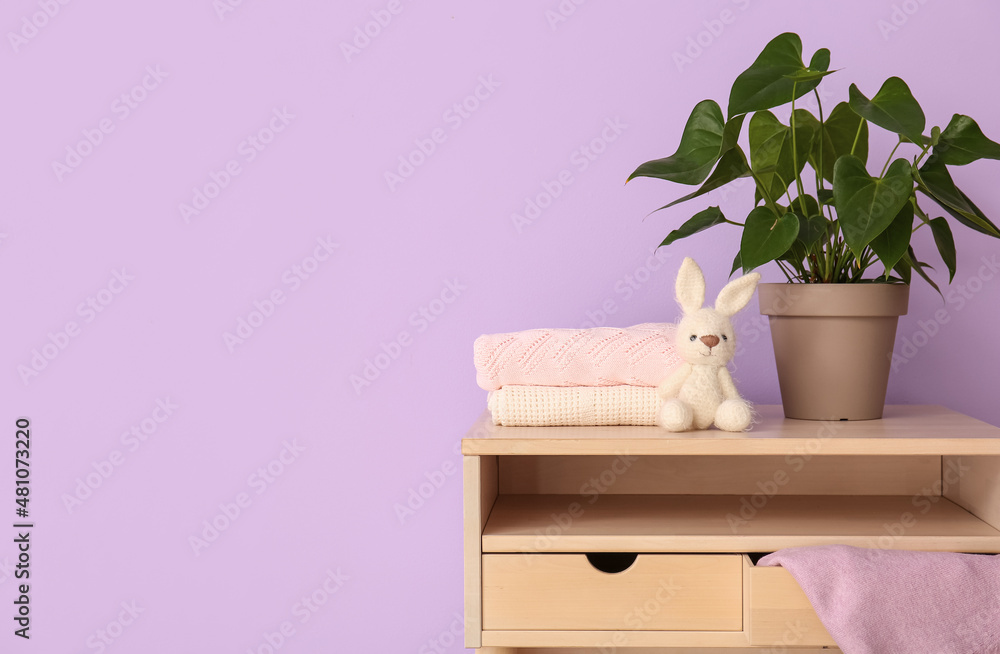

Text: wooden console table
xmin=462 ymin=405 xmax=1000 ymax=653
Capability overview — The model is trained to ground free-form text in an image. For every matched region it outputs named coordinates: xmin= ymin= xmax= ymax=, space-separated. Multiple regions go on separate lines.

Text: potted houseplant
xmin=628 ymin=32 xmax=1000 ymax=420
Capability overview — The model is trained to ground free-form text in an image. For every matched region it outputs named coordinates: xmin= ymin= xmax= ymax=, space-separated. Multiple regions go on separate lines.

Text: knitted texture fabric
xmin=758 ymin=545 xmax=1000 ymax=654
xmin=487 ymin=385 xmax=659 ymax=426
xmin=674 ymin=366 xmax=728 ymax=430
xmin=474 ymin=323 xmax=680 ymax=391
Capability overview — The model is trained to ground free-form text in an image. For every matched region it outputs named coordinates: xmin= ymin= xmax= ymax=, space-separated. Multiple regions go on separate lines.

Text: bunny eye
xmin=689 ymin=335 xmax=697 ymax=342
xmin=721 ymin=334 xmax=728 ymax=341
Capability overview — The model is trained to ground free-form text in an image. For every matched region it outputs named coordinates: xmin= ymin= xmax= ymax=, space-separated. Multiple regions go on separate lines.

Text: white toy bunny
xmin=658 ymin=257 xmax=760 ymax=432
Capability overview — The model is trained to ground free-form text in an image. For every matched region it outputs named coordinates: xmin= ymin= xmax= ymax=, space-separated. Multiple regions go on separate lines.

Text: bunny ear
xmin=715 ymin=272 xmax=761 ymax=316
xmin=675 ymin=257 xmax=705 ymax=314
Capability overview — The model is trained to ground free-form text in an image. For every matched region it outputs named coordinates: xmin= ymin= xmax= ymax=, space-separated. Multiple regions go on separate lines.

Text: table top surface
xmin=461 ymin=405 xmax=1000 ymax=456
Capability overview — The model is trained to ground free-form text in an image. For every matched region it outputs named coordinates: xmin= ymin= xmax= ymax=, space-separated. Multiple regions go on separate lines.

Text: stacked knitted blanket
xmin=474 ymin=323 xmax=680 ymax=426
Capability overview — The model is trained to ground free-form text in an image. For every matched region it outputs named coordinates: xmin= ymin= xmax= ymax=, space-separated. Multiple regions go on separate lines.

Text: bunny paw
xmin=659 ymin=399 xmax=694 ymax=431
xmin=714 ymin=399 xmax=752 ymax=432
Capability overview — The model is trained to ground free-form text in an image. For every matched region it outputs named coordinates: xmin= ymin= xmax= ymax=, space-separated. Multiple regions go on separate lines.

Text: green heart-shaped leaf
xmin=783 ymin=68 xmax=838 ymax=83
xmin=892 ymin=255 xmax=912 ymax=285
xmin=808 ymin=48 xmax=831 ymax=75
xmin=740 ymin=208 xmax=799 ymax=272
xmin=792 ymin=107 xmax=821 ymax=136
xmin=628 ymin=100 xmax=725 ymax=185
xmin=928 ymin=217 xmax=957 ymax=282
xmin=730 ymin=251 xmax=743 ymax=277
xmin=849 ymin=77 xmax=926 ymax=146
xmin=902 ymin=247 xmax=941 ymax=296
xmin=810 ymin=102 xmax=870 ymax=183
xmin=799 ymin=215 xmax=828 ymax=249
xmin=659 ymin=206 xmax=729 ymax=248
xmin=868 ymin=201 xmax=913 ymax=275
xmin=728 ymin=33 xmax=830 ymax=119
xmin=916 ymin=157 xmax=1000 ymax=237
xmin=779 ymin=239 xmax=808 ymax=272
xmin=659 ymin=147 xmax=752 ymax=210
xmin=780 ymin=198 xmax=816 ymax=270
xmin=833 ymin=155 xmax=913 ymax=258
xmin=720 ymin=114 xmax=746 ymax=155
xmin=932 ymin=114 xmax=1000 ymax=166
xmin=749 ymin=110 xmax=816 ymax=204
xmin=789 ymin=194 xmax=819 ymax=219
xmin=789 ymin=195 xmax=827 ymax=248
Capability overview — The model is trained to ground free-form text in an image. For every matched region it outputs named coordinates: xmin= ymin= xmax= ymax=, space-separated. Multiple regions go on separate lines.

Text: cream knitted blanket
xmin=474 ymin=323 xmax=680 ymax=391
xmin=487 ymin=385 xmax=660 ymax=427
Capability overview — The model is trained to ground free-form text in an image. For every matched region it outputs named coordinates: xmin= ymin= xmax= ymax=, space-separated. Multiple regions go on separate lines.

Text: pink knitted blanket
xmin=758 ymin=545 xmax=1000 ymax=654
xmin=473 ymin=323 xmax=680 ymax=391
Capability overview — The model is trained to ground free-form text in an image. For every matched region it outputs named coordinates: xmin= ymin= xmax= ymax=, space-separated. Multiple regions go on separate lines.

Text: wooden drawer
xmin=744 ymin=555 xmax=836 ymax=647
xmin=482 ymin=553 xmax=742 ymax=631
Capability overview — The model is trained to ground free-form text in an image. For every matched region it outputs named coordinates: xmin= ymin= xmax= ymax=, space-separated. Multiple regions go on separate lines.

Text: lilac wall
xmin=2 ymin=0 xmax=999 ymax=651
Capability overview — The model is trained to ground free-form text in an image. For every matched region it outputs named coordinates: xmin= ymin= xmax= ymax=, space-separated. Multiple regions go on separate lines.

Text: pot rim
xmin=757 ymin=282 xmax=910 ymax=317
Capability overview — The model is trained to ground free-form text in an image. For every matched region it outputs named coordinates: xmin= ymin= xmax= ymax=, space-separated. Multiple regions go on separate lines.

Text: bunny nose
xmin=700 ymin=335 xmax=720 ymax=348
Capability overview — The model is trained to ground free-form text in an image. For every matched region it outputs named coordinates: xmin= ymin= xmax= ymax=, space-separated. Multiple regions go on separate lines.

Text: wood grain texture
xmin=943 ymin=455 xmax=1000 ymax=531
xmin=741 ymin=555 xmax=750 ymax=643
xmin=482 ymin=494 xmax=1000 ymax=553
xmin=499 ymin=454 xmax=940 ymax=496
xmin=744 ymin=555 xmax=835 ymax=647
xmin=465 ymin=407 xmax=999 ymax=651
xmin=464 ymin=455 xmax=498 ymax=649
xmin=481 ymin=630 xmax=752 ymax=648
xmin=482 ymin=554 xmax=741 ymax=631
xmin=463 ymin=405 xmax=1000 ymax=456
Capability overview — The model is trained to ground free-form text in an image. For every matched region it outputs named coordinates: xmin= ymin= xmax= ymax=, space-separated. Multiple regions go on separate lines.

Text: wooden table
xmin=462 ymin=405 xmax=1000 ymax=653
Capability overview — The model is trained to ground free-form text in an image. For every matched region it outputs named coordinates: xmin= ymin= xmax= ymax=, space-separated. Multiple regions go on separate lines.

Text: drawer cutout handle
xmin=586 ymin=552 xmax=637 ymax=574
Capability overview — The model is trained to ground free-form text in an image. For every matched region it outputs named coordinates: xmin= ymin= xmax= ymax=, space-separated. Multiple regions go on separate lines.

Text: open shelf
xmin=464 ymin=405 xmax=1000 ymax=651
xmin=482 ymin=494 xmax=1000 ymax=553
xmin=462 ymin=405 xmax=1000 ymax=456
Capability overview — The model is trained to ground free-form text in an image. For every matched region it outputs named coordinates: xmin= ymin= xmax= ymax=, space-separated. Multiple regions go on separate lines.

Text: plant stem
xmin=854 ymin=247 xmax=876 ymax=280
xmin=912 ymin=197 xmax=931 ymax=225
xmin=748 ymin=166 xmax=783 ymax=216
xmin=813 ymin=89 xmax=826 ymax=191
xmin=913 ymin=141 xmax=934 ymax=168
xmin=831 ymin=237 xmax=847 ymax=282
xmin=850 ymin=119 xmax=865 ymax=155
xmin=790 ymin=85 xmax=809 ymax=215
xmin=775 ymin=258 xmax=796 ymax=282
xmin=822 ymin=208 xmax=839 ymax=281
xmin=881 ymin=139 xmax=902 ymax=177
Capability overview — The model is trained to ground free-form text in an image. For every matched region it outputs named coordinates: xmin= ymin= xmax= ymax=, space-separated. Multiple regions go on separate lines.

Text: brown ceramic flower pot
xmin=758 ymin=283 xmax=910 ymax=421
